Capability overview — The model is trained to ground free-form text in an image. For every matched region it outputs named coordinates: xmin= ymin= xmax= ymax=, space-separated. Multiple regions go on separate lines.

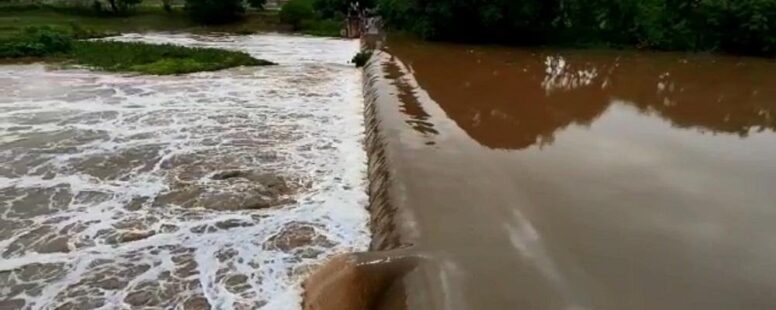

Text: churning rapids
xmin=0 ymin=34 xmax=369 ymax=309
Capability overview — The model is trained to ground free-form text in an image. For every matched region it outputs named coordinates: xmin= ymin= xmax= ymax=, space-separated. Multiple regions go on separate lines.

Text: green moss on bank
xmin=1 ymin=27 xmax=274 ymax=75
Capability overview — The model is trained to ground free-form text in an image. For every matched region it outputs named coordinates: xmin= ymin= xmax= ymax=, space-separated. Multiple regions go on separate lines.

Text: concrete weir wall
xmin=302 ymin=52 xmax=423 ymax=310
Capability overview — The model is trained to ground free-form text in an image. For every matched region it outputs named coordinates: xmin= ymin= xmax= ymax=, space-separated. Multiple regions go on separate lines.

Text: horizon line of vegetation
xmin=373 ymin=0 xmax=776 ymax=57
xmin=5 ymin=0 xmax=773 ymax=57
xmin=0 ymin=0 xmax=346 ymax=37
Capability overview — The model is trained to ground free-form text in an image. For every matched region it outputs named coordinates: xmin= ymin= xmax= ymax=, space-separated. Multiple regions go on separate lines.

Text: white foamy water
xmin=0 ymin=34 xmax=369 ymax=309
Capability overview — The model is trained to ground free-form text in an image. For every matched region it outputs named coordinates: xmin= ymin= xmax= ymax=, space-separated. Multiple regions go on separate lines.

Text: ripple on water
xmin=0 ymin=34 xmax=368 ymax=309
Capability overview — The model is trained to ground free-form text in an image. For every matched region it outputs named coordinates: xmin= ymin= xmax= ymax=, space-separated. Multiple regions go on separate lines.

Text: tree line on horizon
xmin=375 ymin=0 xmax=776 ymax=56
xmin=5 ymin=0 xmax=774 ymax=55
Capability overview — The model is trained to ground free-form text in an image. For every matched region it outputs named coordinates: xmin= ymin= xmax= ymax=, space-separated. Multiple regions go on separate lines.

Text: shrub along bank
xmin=280 ymin=0 xmax=343 ymax=36
xmin=0 ymin=27 xmax=273 ymax=74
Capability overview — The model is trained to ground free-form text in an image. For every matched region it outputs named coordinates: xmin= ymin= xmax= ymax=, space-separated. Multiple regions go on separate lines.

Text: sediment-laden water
xmin=0 ymin=34 xmax=368 ymax=309
xmin=321 ymin=39 xmax=776 ymax=310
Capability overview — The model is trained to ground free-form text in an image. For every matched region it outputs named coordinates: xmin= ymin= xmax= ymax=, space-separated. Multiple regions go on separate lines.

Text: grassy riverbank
xmin=0 ymin=27 xmax=273 ymax=74
xmin=0 ymin=2 xmax=350 ymax=74
xmin=71 ymin=40 xmax=274 ymax=74
xmin=0 ymin=5 xmax=286 ymax=38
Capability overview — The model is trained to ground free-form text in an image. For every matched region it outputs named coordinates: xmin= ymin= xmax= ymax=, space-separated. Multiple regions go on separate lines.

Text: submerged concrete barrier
xmin=303 ymin=52 xmax=424 ymax=310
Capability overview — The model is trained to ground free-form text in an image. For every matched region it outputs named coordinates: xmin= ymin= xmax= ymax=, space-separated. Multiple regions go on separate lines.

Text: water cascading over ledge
xmin=302 ymin=52 xmax=427 ymax=310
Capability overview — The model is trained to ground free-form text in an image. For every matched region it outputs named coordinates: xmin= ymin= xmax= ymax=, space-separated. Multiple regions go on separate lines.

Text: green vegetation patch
xmin=0 ymin=27 xmax=274 ymax=75
xmin=0 ymin=5 xmax=285 ymax=38
xmin=71 ymin=40 xmax=274 ymax=74
xmin=0 ymin=6 xmax=192 ymax=38
xmin=278 ymin=0 xmax=344 ymax=37
xmin=300 ymin=18 xmax=342 ymax=37
xmin=280 ymin=0 xmax=316 ymax=30
xmin=0 ymin=1 xmax=337 ymax=38
xmin=0 ymin=26 xmax=73 ymax=58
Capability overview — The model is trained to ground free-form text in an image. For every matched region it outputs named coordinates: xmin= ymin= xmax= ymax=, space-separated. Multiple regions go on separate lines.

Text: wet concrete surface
xmin=318 ymin=38 xmax=776 ymax=310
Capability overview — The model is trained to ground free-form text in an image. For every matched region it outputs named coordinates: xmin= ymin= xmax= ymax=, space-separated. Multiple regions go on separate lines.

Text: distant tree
xmin=376 ymin=0 xmax=776 ymax=55
xmin=246 ymin=0 xmax=267 ymax=10
xmin=91 ymin=0 xmax=103 ymax=12
xmin=185 ymin=0 xmax=246 ymax=24
xmin=280 ymin=0 xmax=315 ymax=29
xmin=162 ymin=0 xmax=172 ymax=13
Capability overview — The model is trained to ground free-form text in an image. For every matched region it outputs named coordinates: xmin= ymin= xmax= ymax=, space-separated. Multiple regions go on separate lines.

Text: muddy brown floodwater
xmin=306 ymin=38 xmax=776 ymax=310
xmin=0 ymin=34 xmax=370 ymax=310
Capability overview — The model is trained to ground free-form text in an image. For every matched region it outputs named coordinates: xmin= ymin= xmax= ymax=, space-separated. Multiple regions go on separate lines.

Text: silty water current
xmin=0 ymin=33 xmax=369 ymax=309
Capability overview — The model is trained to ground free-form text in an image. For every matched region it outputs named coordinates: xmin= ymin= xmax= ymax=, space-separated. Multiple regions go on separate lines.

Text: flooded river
xmin=2 ymin=31 xmax=776 ymax=310
xmin=0 ymin=34 xmax=368 ymax=309
xmin=354 ymin=39 xmax=776 ymax=309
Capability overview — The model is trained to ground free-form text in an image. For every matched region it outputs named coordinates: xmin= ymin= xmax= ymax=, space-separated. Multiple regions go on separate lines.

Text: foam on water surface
xmin=0 ymin=34 xmax=369 ymax=309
